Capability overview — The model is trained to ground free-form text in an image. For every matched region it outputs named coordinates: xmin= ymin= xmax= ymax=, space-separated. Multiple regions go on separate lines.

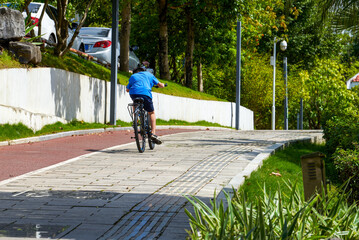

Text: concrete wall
xmin=0 ymin=68 xmax=254 ymax=131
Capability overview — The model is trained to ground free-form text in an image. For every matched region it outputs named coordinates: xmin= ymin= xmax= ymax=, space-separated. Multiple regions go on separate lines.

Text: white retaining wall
xmin=0 ymin=68 xmax=254 ymax=131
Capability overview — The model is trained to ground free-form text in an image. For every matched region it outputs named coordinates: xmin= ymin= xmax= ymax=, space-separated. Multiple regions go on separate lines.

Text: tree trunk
xmin=120 ymin=0 xmax=131 ymax=72
xmin=37 ymin=0 xmax=49 ymax=41
xmin=54 ymin=0 xmax=68 ymax=56
xmin=158 ymin=0 xmax=170 ymax=80
xmin=65 ymin=0 xmax=95 ymax=55
xmin=197 ymin=60 xmax=203 ymax=92
xmin=171 ymin=55 xmax=179 ymax=82
xmin=185 ymin=6 xmax=195 ymax=88
xmin=52 ymin=0 xmax=94 ymax=57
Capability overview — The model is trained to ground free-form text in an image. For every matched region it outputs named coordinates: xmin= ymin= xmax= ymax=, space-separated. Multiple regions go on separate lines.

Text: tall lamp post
xmin=235 ymin=18 xmax=241 ymax=130
xmin=283 ymin=57 xmax=288 ymax=130
xmin=270 ymin=37 xmax=287 ymax=130
xmin=110 ymin=0 xmax=119 ymax=125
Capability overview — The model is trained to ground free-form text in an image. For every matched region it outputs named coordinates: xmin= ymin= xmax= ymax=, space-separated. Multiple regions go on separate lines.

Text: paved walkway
xmin=0 ymin=129 xmax=323 ymax=239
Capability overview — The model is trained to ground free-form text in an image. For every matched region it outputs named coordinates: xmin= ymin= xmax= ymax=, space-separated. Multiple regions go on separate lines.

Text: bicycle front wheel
xmin=134 ymin=111 xmax=146 ymax=153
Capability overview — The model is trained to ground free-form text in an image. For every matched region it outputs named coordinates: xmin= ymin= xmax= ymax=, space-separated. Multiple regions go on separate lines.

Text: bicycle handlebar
xmin=154 ymin=83 xmax=168 ymax=88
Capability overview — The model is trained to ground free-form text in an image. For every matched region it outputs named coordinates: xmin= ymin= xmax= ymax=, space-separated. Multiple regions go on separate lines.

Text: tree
xmin=37 ymin=0 xmax=49 ymax=40
xmin=53 ymin=0 xmax=95 ymax=57
xmin=184 ymin=4 xmax=194 ymax=88
xmin=131 ymin=0 xmax=159 ymax=75
xmin=120 ymin=0 xmax=131 ymax=72
xmin=157 ymin=0 xmax=170 ymax=80
xmin=287 ymin=58 xmax=352 ymax=129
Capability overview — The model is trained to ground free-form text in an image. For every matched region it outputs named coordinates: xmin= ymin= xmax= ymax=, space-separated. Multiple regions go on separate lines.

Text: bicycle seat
xmin=133 ymin=97 xmax=144 ymax=104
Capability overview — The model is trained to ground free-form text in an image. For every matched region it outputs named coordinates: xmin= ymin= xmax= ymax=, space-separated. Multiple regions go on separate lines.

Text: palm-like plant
xmin=321 ymin=0 xmax=359 ymax=34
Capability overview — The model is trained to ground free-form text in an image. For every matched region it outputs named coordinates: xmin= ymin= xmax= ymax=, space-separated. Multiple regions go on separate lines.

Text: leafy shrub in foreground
xmin=185 ymin=181 xmax=359 ymax=240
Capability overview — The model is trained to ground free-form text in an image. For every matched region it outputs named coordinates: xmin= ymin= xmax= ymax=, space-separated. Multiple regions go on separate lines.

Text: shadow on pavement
xmin=0 ymin=189 xmax=201 ymax=239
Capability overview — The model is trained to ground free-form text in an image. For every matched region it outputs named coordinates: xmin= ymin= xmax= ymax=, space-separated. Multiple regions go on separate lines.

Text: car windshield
xmin=79 ymin=28 xmax=110 ymax=37
xmin=28 ymin=3 xmax=41 ymax=14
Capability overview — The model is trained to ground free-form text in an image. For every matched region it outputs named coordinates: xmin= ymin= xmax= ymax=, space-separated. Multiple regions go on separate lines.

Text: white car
xmin=22 ymin=2 xmax=84 ymax=51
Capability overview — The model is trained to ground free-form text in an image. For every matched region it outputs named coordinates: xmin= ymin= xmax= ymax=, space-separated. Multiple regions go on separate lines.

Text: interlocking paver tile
xmin=0 ymin=129 xmax=323 ymax=239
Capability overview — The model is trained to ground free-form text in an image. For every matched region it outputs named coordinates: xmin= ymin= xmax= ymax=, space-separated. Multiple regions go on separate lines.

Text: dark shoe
xmin=151 ymin=134 xmax=162 ymax=145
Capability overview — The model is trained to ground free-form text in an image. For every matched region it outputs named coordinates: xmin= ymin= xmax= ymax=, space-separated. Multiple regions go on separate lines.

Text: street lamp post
xmin=283 ymin=57 xmax=288 ymax=130
xmin=235 ymin=19 xmax=241 ymax=130
xmin=110 ymin=0 xmax=119 ymax=125
xmin=271 ymin=37 xmax=287 ymax=130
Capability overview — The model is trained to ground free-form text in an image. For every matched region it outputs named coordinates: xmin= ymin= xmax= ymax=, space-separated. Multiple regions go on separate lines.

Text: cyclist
xmin=126 ymin=66 xmax=165 ymax=144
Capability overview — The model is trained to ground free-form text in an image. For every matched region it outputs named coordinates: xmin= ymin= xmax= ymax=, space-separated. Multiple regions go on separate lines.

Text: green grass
xmin=0 ymin=119 xmax=230 ymax=141
xmin=117 ymin=119 xmax=229 ymax=128
xmin=156 ymin=119 xmax=230 ymax=128
xmin=0 ymin=120 xmax=109 ymax=141
xmin=0 ymin=50 xmax=24 ymax=68
xmin=35 ymin=120 xmax=109 ymax=135
xmin=238 ymin=142 xmax=337 ymax=199
xmin=0 ymin=123 xmax=35 ymax=140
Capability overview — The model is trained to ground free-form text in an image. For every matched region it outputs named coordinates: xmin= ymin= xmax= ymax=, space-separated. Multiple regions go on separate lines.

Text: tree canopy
xmin=3 ymin=0 xmax=359 ymax=129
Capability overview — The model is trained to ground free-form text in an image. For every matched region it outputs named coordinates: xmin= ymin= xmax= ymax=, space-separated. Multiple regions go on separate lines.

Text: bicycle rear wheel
xmin=134 ymin=111 xmax=146 ymax=153
xmin=146 ymin=112 xmax=155 ymax=150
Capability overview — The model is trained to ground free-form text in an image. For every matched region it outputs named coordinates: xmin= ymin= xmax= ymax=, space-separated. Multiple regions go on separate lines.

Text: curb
xmin=0 ymin=126 xmax=233 ymax=147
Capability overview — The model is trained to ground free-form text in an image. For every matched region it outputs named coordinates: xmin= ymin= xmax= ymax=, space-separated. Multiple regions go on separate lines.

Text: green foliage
xmin=241 ymin=53 xmax=285 ymax=129
xmin=288 ymin=58 xmax=356 ymax=130
xmin=185 ymin=181 xmax=359 ymax=239
xmin=323 ymin=116 xmax=359 ymax=156
xmin=333 ymin=147 xmax=359 ymax=200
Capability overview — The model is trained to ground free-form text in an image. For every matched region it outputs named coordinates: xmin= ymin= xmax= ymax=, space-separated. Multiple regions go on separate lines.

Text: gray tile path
xmin=0 ymin=129 xmax=323 ymax=239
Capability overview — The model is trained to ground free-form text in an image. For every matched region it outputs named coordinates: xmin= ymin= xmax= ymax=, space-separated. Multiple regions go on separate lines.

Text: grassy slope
xmin=1 ymin=48 xmax=223 ymax=101
xmin=39 ymin=49 xmax=224 ymax=101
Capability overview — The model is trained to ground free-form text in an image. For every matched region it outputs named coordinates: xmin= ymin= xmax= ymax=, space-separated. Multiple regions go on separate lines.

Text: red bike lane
xmin=0 ymin=129 xmax=198 ymax=182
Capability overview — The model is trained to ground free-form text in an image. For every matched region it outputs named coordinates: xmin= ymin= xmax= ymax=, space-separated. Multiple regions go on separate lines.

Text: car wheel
xmin=48 ymin=34 xmax=56 ymax=46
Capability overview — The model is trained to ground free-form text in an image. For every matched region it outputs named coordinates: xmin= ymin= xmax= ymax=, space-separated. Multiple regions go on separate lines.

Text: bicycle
xmin=127 ymin=97 xmax=155 ymax=153
xmin=127 ymin=83 xmax=167 ymax=152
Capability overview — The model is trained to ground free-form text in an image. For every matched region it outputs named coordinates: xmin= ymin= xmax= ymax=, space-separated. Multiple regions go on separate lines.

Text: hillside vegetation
xmin=0 ymin=48 xmax=224 ymax=102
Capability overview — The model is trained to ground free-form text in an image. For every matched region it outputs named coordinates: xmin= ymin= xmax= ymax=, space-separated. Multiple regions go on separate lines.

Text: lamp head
xmin=280 ymin=40 xmax=287 ymax=51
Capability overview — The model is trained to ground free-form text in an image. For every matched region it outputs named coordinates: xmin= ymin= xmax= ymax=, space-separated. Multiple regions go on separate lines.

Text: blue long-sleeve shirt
xmin=126 ymin=71 xmax=159 ymax=98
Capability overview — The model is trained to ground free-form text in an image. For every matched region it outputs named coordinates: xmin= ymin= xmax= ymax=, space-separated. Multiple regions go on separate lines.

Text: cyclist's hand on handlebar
xmin=154 ymin=83 xmax=167 ymax=88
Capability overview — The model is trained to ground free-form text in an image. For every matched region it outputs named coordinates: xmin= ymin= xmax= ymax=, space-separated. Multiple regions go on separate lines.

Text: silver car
xmin=78 ymin=27 xmax=140 ymax=70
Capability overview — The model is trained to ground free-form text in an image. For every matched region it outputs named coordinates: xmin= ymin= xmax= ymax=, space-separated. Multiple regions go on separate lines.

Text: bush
xmin=323 ymin=116 xmax=359 ymax=156
xmin=333 ymin=147 xmax=359 ymax=200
